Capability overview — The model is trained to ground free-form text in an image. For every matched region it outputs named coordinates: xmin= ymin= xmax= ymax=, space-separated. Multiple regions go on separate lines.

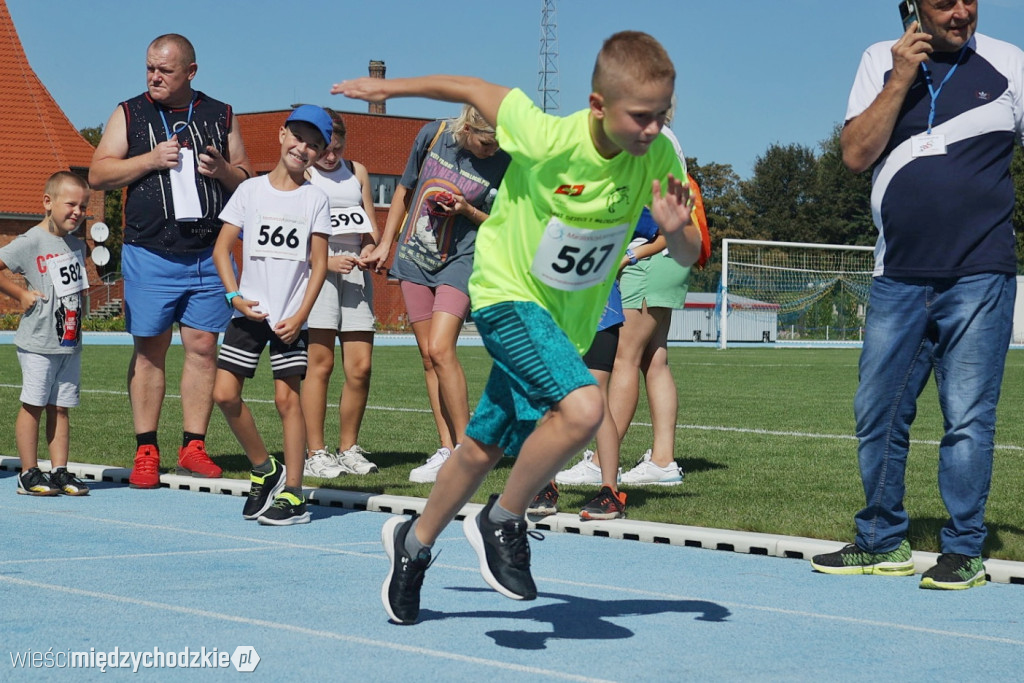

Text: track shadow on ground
xmin=417 ymin=587 xmax=731 ymax=650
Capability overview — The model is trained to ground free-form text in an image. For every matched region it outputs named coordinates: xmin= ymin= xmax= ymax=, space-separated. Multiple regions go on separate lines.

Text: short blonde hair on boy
xmin=450 ymin=105 xmax=495 ymax=149
xmin=591 ymin=31 xmax=675 ymax=96
xmin=44 ymin=171 xmax=89 ymax=199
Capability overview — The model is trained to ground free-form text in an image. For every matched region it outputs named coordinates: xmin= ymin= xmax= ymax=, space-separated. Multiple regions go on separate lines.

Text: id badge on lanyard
xmin=911 ymin=46 xmax=967 ymax=158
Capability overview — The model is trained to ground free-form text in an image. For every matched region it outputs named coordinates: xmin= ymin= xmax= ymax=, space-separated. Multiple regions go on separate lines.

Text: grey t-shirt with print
xmin=391 ymin=120 xmax=511 ymax=293
xmin=0 ymin=226 xmax=86 ymax=354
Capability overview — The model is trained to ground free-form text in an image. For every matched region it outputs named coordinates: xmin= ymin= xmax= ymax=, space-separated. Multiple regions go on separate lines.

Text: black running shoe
xmin=49 ymin=467 xmax=90 ymax=496
xmin=257 ymin=491 xmax=310 ymax=526
xmin=17 ymin=467 xmax=59 ymax=496
xmin=243 ymin=456 xmax=285 ymax=520
xmin=463 ymin=494 xmax=541 ymax=600
xmin=920 ymin=553 xmax=986 ymax=590
xmin=527 ymin=481 xmax=559 ymax=517
xmin=381 ymin=516 xmax=433 ymax=624
xmin=579 ymin=485 xmax=626 ymax=521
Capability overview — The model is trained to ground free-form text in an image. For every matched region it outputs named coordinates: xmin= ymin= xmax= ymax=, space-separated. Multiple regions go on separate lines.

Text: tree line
xmin=687 ymin=124 xmax=1024 ymax=292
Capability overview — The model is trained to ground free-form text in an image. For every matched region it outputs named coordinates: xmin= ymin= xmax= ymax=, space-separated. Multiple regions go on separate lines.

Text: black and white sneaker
xmin=242 ymin=456 xmax=286 ymax=520
xmin=463 ymin=494 xmax=541 ymax=600
xmin=49 ymin=467 xmax=90 ymax=496
xmin=17 ymin=467 xmax=59 ymax=496
xmin=381 ymin=516 xmax=433 ymax=624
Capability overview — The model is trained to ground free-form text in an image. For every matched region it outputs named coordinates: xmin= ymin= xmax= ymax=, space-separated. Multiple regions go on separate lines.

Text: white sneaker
xmin=620 ymin=449 xmax=683 ymax=486
xmin=303 ymin=449 xmax=345 ymax=478
xmin=409 ymin=447 xmax=451 ymax=483
xmin=555 ymin=450 xmax=604 ymax=485
xmin=335 ymin=445 xmax=379 ymax=475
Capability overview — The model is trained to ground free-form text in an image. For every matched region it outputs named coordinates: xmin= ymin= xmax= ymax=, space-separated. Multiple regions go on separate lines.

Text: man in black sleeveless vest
xmin=90 ymin=34 xmax=253 ymax=488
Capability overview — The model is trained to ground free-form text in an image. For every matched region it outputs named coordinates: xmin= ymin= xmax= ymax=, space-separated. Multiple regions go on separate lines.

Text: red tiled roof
xmin=0 ymin=0 xmax=96 ymax=216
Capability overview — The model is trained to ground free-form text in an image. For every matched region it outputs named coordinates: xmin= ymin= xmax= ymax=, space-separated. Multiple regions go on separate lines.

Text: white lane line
xmin=5 ymin=383 xmax=1020 ymax=451
xmin=0 ymin=574 xmax=615 ymax=683
xmin=4 ymin=506 xmax=1021 ymax=648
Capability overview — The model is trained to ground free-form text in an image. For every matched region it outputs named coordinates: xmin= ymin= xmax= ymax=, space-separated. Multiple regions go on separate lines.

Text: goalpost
xmin=718 ymin=239 xmax=876 ymax=349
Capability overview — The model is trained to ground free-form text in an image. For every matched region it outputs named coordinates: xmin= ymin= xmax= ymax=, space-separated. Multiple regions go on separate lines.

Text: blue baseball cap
xmin=285 ymin=105 xmax=332 ymax=147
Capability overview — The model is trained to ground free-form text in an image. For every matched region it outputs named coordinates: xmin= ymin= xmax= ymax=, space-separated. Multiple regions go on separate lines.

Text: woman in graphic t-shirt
xmin=365 ymin=105 xmax=510 ymax=484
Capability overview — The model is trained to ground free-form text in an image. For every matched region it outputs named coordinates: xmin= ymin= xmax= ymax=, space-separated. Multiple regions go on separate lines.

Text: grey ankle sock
xmin=403 ymin=518 xmax=431 ymax=558
xmin=252 ymin=458 xmax=273 ymax=474
xmin=488 ymin=498 xmax=522 ymax=526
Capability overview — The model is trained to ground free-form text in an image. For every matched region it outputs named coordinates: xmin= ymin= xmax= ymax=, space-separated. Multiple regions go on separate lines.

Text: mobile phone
xmin=899 ymin=0 xmax=921 ymax=32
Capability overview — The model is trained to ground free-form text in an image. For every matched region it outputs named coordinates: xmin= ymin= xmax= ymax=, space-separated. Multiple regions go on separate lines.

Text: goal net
xmin=717 ymin=239 xmax=875 ymax=349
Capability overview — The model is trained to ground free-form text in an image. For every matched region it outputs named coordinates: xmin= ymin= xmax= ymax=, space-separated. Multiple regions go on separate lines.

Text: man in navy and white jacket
xmin=812 ymin=0 xmax=1023 ymax=590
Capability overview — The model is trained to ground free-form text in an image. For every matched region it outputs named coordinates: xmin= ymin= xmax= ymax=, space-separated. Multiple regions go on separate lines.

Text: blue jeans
xmin=853 ymin=274 xmax=1014 ymax=557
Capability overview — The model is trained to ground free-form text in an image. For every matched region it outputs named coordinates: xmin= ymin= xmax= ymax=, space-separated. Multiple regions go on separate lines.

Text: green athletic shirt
xmin=468 ymin=87 xmax=685 ymax=352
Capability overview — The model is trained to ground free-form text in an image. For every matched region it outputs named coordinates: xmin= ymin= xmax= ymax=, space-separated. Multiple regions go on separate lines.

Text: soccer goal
xmin=717 ymin=239 xmax=875 ymax=349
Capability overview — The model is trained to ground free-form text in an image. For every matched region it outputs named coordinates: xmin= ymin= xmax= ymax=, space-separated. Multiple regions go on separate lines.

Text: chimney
xmin=369 ymin=60 xmax=386 ymax=115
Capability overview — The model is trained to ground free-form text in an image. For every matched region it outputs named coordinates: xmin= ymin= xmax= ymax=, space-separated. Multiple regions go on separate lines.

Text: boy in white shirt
xmin=212 ymin=106 xmax=331 ymax=525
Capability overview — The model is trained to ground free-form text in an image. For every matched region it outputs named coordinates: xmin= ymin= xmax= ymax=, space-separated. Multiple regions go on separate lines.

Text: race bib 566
xmin=251 ymin=214 xmax=309 ymax=261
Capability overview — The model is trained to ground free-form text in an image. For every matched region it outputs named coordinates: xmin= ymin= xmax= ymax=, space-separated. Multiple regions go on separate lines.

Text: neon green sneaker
xmin=811 ymin=539 xmax=915 ymax=576
xmin=920 ymin=553 xmax=986 ymax=590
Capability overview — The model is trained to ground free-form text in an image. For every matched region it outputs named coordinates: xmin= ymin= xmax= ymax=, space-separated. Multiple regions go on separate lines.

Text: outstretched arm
xmin=331 ymin=75 xmax=511 ymax=129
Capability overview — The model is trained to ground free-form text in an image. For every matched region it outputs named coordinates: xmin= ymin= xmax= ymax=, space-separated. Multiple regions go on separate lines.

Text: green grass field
xmin=3 ymin=342 xmax=1024 ymax=561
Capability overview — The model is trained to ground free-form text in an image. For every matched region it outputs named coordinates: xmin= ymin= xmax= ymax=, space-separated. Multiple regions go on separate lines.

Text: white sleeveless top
xmin=308 ymin=162 xmax=367 ymax=251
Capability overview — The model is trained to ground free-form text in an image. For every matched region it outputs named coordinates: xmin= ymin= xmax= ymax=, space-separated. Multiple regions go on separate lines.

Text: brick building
xmin=0 ymin=0 xmax=433 ymax=328
xmin=0 ymin=0 xmax=108 ymax=315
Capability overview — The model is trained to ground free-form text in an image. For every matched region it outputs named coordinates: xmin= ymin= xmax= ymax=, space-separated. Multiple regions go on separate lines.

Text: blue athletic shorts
xmin=123 ymin=244 xmax=232 ymax=336
xmin=466 ymin=301 xmax=597 ymax=456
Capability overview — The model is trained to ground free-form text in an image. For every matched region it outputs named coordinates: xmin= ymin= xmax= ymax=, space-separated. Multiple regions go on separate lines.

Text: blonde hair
xmin=591 ymin=31 xmax=675 ymax=96
xmin=45 ymin=171 xmax=89 ymax=199
xmin=450 ymin=105 xmax=495 ymax=149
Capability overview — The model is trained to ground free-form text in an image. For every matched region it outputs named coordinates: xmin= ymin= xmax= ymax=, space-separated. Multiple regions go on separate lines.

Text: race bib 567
xmin=530 ymin=218 xmax=629 ymax=291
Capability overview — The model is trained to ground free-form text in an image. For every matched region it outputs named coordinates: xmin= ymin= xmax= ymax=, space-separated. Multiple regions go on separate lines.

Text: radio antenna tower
xmin=538 ymin=0 xmax=560 ymax=113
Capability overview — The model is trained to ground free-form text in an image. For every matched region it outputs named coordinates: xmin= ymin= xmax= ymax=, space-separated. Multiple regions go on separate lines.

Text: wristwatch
xmin=225 ymin=291 xmax=241 ymax=307
xmin=625 ymin=248 xmax=638 ymax=266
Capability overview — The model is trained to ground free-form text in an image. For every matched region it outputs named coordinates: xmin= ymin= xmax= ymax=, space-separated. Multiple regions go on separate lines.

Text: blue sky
xmin=8 ymin=0 xmax=1024 ymax=179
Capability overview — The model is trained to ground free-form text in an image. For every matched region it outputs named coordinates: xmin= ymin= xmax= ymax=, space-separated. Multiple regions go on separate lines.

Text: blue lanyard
xmin=157 ymin=92 xmax=196 ymax=141
xmin=920 ymin=46 xmax=968 ymax=134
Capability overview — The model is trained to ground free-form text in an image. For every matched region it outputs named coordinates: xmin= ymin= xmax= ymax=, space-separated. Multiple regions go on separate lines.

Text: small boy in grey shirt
xmin=0 ymin=171 xmax=92 ymax=495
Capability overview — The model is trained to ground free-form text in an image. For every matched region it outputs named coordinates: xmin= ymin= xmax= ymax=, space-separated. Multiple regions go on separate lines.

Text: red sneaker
xmin=177 ymin=440 xmax=222 ymax=478
xmin=129 ymin=445 xmax=161 ymax=489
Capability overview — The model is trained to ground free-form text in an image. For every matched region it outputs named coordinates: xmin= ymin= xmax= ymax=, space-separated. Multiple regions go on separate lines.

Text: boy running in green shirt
xmin=332 ymin=30 xmax=702 ymax=624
